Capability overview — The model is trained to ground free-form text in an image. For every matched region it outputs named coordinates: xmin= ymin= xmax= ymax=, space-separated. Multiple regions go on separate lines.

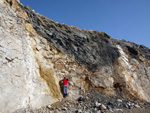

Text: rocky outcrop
xmin=20 ymin=5 xmax=120 ymax=71
xmin=20 ymin=0 xmax=150 ymax=101
xmin=0 ymin=0 xmax=150 ymax=112
xmin=0 ymin=1 xmax=61 ymax=113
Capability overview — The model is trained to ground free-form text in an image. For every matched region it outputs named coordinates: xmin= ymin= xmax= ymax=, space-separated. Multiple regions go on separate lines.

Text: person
xmin=62 ymin=77 xmax=68 ymax=97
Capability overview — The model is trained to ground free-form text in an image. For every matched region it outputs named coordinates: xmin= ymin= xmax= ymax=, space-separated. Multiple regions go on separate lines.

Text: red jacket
xmin=62 ymin=79 xmax=67 ymax=85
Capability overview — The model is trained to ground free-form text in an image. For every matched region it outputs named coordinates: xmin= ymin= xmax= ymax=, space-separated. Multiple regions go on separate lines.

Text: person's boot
xmin=64 ymin=94 xmax=67 ymax=98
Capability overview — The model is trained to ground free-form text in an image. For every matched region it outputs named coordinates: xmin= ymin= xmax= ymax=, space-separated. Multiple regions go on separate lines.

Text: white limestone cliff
xmin=0 ymin=2 xmax=61 ymax=113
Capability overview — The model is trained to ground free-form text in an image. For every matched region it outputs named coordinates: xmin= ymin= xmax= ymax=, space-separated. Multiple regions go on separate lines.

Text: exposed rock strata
xmin=0 ymin=0 xmax=150 ymax=112
xmin=20 ymin=0 xmax=150 ymax=101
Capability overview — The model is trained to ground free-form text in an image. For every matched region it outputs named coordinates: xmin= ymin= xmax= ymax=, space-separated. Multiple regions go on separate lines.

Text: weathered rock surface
xmin=0 ymin=1 xmax=61 ymax=113
xmin=20 ymin=0 xmax=150 ymax=102
xmin=0 ymin=0 xmax=150 ymax=113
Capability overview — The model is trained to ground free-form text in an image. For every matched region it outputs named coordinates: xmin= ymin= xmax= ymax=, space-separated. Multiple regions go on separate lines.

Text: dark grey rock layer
xmin=20 ymin=4 xmax=150 ymax=70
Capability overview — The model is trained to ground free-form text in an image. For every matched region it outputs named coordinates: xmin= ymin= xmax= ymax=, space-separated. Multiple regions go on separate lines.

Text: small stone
xmin=107 ymin=105 xmax=111 ymax=110
xmin=128 ymin=106 xmax=131 ymax=109
xmin=127 ymin=102 xmax=132 ymax=109
xmin=47 ymin=105 xmax=52 ymax=109
xmin=54 ymin=109 xmax=61 ymax=113
xmin=117 ymin=99 xmax=122 ymax=102
xmin=92 ymin=109 xmax=97 ymax=113
xmin=100 ymin=104 xmax=107 ymax=110
xmin=107 ymin=102 xmax=113 ymax=106
xmin=131 ymin=103 xmax=135 ymax=106
xmin=109 ymin=108 xmax=113 ymax=112
xmin=125 ymin=104 xmax=128 ymax=108
xmin=62 ymin=107 xmax=67 ymax=110
xmin=36 ymin=45 xmax=42 ymax=51
xmin=134 ymin=104 xmax=141 ymax=108
xmin=84 ymin=96 xmax=88 ymax=100
xmin=95 ymin=101 xmax=101 ymax=107
xmin=58 ymin=108 xmax=61 ymax=111
xmin=68 ymin=81 xmax=74 ymax=86
xmin=78 ymin=109 xmax=82 ymax=113
xmin=78 ymin=104 xmax=81 ymax=108
xmin=78 ymin=97 xmax=85 ymax=102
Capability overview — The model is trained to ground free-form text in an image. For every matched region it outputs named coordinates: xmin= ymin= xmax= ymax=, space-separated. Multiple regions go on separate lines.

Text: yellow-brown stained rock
xmin=30 ymin=39 xmax=36 ymax=52
xmin=25 ymin=23 xmax=36 ymax=36
xmin=38 ymin=62 xmax=61 ymax=98
xmin=42 ymin=51 xmax=48 ymax=58
xmin=54 ymin=63 xmax=66 ymax=69
xmin=6 ymin=0 xmax=29 ymax=19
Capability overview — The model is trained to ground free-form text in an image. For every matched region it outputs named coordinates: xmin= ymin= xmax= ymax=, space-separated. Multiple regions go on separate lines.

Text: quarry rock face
xmin=0 ymin=0 xmax=150 ymax=112
xmin=0 ymin=1 xmax=61 ymax=113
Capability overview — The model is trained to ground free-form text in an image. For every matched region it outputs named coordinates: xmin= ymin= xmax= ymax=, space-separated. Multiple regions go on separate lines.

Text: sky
xmin=20 ymin=0 xmax=150 ymax=48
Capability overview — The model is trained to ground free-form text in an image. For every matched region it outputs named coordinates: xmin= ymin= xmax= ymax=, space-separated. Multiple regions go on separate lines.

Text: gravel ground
xmin=13 ymin=90 xmax=150 ymax=113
